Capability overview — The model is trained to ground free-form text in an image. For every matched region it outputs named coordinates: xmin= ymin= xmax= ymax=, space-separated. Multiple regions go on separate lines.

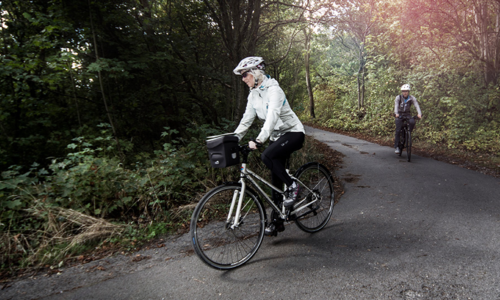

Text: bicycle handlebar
xmin=239 ymin=143 xmax=261 ymax=153
xmin=207 ymin=132 xmax=237 ymax=139
xmin=398 ymin=115 xmax=421 ymax=120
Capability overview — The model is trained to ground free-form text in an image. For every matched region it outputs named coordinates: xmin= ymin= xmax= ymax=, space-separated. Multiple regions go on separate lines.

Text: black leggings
xmin=261 ymin=132 xmax=305 ymax=202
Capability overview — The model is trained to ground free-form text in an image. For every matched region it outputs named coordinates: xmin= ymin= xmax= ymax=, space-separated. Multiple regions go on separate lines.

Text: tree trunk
xmin=304 ymin=28 xmax=315 ymax=118
xmin=68 ymin=64 xmax=82 ymax=128
xmin=357 ymin=46 xmax=365 ymax=109
xmin=88 ymin=0 xmax=123 ymax=157
xmin=289 ymin=55 xmax=301 ymax=107
xmin=474 ymin=0 xmax=498 ymax=84
xmin=234 ymin=74 xmax=246 ymax=121
xmin=203 ymin=0 xmax=262 ymax=120
xmin=362 ymin=65 xmax=365 ymax=107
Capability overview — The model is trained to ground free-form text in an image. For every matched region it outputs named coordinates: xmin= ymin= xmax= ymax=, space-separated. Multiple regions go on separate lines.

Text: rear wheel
xmin=190 ymin=184 xmax=265 ymax=270
xmin=293 ymin=163 xmax=335 ymax=233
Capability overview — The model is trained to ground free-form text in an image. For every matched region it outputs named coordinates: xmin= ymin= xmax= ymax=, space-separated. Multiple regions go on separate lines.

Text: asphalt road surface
xmin=3 ymin=125 xmax=500 ymax=300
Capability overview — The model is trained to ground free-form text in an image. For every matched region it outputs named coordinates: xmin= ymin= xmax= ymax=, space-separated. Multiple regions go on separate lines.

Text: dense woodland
xmin=1 ymin=0 xmax=499 ymax=270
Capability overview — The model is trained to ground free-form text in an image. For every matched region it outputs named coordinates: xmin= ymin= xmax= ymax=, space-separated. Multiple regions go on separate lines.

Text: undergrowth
xmin=0 ymin=121 xmax=329 ymax=274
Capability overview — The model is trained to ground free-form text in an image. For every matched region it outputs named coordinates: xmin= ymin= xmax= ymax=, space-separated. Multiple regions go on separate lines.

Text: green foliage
xmin=0 ymin=119 xmax=326 ymax=270
xmin=301 ymin=0 xmax=500 ymax=155
xmin=0 ymin=0 xmax=239 ymax=171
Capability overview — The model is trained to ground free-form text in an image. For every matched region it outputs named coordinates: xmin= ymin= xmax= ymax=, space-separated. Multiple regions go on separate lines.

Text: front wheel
xmin=398 ymin=129 xmax=405 ymax=156
xmin=190 ymin=184 xmax=265 ymax=270
xmin=406 ymin=129 xmax=412 ymax=162
xmin=293 ymin=163 xmax=335 ymax=233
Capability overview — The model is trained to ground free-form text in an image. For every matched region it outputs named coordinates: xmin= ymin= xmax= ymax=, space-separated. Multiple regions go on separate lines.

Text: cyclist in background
xmin=233 ymin=56 xmax=305 ymax=236
xmin=394 ymin=84 xmax=422 ymax=154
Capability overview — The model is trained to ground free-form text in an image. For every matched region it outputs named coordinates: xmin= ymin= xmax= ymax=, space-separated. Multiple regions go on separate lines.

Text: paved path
xmin=3 ymin=126 xmax=500 ymax=299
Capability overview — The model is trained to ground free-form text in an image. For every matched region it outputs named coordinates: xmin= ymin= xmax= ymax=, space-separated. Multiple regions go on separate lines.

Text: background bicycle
xmin=397 ymin=115 xmax=419 ymax=162
xmin=190 ymin=134 xmax=335 ymax=270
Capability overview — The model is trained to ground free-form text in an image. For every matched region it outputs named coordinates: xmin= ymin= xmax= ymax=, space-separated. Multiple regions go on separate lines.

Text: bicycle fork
xmin=226 ymin=178 xmax=248 ymax=229
xmin=226 ymin=163 xmax=266 ymax=229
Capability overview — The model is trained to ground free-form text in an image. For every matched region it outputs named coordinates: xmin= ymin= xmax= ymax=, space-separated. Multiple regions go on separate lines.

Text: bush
xmin=0 ymin=119 xmax=329 ymax=270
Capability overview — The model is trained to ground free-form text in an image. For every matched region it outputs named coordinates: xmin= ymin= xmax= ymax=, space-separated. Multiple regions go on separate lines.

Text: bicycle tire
xmin=399 ymin=128 xmax=405 ymax=156
xmin=406 ymin=129 xmax=412 ymax=162
xmin=190 ymin=183 xmax=265 ymax=270
xmin=293 ymin=163 xmax=335 ymax=233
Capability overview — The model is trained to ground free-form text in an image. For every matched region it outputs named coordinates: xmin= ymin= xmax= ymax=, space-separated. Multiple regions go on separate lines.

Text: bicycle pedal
xmin=264 ymin=223 xmax=278 ymax=236
xmin=264 ymin=230 xmax=278 ymax=237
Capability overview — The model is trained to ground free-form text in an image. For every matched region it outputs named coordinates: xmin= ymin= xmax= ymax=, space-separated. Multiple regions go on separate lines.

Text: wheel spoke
xmin=190 ymin=185 xmax=265 ymax=269
xmin=294 ymin=163 xmax=334 ymax=233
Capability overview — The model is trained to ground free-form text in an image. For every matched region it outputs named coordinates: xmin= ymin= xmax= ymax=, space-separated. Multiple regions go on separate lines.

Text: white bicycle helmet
xmin=401 ymin=84 xmax=411 ymax=91
xmin=233 ymin=56 xmax=265 ymax=75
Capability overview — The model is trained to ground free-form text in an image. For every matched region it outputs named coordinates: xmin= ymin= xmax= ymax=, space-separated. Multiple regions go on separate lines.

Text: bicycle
xmin=190 ymin=134 xmax=335 ymax=270
xmin=397 ymin=115 xmax=418 ymax=162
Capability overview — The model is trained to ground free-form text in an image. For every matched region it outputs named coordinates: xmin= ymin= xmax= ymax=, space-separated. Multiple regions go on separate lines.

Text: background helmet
xmin=233 ymin=56 xmax=265 ymax=75
xmin=401 ymin=84 xmax=411 ymax=91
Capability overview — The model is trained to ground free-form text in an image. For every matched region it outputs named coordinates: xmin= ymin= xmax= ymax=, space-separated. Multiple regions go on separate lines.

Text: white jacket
xmin=394 ymin=94 xmax=422 ymax=116
xmin=234 ymin=76 xmax=305 ymax=142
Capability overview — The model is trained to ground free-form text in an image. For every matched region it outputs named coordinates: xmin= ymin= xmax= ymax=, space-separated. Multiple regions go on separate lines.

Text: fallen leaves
xmin=131 ymin=254 xmax=151 ymax=262
xmin=86 ymin=265 xmax=106 ymax=272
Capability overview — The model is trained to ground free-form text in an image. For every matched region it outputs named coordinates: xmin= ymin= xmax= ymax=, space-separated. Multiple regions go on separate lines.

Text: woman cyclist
xmin=394 ymin=84 xmax=422 ymax=154
xmin=233 ymin=56 xmax=305 ymax=236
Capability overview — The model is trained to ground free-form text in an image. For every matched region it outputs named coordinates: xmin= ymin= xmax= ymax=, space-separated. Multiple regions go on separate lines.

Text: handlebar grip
xmin=250 ymin=139 xmax=263 ymax=149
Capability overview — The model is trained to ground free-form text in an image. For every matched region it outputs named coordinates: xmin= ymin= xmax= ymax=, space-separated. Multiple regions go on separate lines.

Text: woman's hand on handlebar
xmin=249 ymin=139 xmax=263 ymax=150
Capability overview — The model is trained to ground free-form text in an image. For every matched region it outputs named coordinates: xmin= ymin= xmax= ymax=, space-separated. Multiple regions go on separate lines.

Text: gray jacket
xmin=394 ymin=94 xmax=422 ymax=116
xmin=234 ymin=76 xmax=304 ymax=142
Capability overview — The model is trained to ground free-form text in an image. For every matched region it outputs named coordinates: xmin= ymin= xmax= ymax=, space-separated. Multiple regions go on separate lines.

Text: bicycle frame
xmin=227 ymin=161 xmax=322 ymax=229
xmin=399 ymin=115 xmax=417 ymax=128
xmin=399 ymin=116 xmax=417 ymax=142
xmin=400 ymin=124 xmax=408 ymax=147
xmin=399 ymin=116 xmax=412 ymax=133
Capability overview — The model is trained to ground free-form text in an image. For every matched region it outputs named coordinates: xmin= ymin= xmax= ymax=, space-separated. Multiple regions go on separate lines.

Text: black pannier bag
xmin=206 ymin=135 xmax=240 ymax=168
